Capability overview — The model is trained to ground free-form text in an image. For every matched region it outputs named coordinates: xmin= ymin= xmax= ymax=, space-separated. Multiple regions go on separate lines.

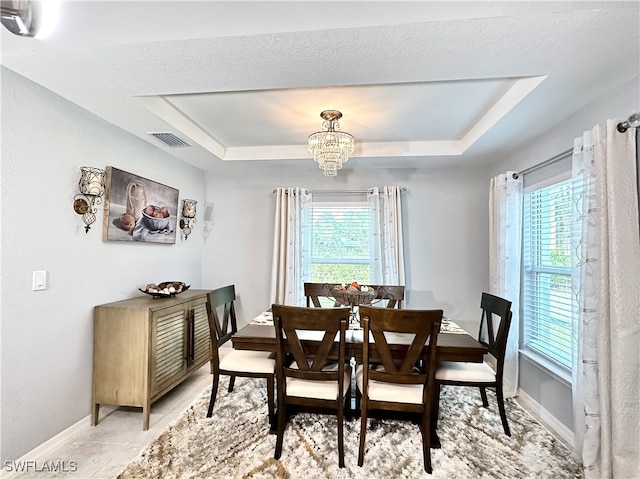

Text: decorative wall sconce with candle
xmin=180 ymin=199 xmax=197 ymax=240
xmin=73 ymin=167 xmax=106 ymax=233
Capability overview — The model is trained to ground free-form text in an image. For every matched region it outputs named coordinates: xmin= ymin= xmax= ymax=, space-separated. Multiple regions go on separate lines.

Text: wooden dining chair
xmin=434 ymin=292 xmax=513 ymax=436
xmin=356 ymin=305 xmax=443 ymax=474
xmin=304 ymin=282 xmax=340 ymax=307
xmin=374 ymin=285 xmax=405 ymax=309
xmin=205 ymin=285 xmax=276 ymax=427
xmin=271 ymin=304 xmax=351 ymax=468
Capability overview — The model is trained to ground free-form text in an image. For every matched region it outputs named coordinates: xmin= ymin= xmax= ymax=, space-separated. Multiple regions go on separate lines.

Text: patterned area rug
xmin=117 ymin=377 xmax=583 ymax=479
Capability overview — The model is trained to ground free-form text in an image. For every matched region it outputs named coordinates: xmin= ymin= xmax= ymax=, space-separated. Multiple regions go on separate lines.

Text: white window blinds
xmin=522 ymin=178 xmax=573 ymax=369
xmin=309 ymin=203 xmax=371 ymax=283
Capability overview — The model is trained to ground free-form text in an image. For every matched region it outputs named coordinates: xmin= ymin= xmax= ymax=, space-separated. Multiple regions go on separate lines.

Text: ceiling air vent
xmin=147 ymin=132 xmax=192 ymax=148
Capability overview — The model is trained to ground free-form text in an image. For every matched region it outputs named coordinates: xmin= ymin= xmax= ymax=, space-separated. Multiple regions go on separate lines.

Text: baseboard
xmin=0 ymin=406 xmax=117 ymax=479
xmin=515 ymin=389 xmax=575 ymax=450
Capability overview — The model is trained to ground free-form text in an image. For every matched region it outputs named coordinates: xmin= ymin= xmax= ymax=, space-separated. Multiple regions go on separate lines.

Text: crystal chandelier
xmin=308 ymin=110 xmax=355 ymax=176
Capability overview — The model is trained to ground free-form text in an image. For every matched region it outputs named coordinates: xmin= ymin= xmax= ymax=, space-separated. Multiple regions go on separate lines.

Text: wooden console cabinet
xmin=92 ymin=289 xmax=212 ymax=430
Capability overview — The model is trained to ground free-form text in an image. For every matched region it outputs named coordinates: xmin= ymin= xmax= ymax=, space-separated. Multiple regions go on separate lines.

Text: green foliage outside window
xmin=311 ymin=264 xmax=370 ymax=284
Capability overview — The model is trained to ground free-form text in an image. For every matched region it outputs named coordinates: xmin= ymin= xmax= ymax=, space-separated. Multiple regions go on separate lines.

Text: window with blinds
xmin=309 ymin=203 xmax=371 ymax=283
xmin=522 ymin=177 xmax=573 ymax=370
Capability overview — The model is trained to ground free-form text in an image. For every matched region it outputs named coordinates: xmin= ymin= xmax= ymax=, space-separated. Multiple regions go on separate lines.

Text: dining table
xmin=234 ymin=312 xmax=486 ymax=362
xmin=232 ymin=310 xmax=488 ymax=447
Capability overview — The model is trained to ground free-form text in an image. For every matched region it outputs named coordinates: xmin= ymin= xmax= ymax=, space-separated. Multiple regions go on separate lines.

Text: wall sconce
xmin=73 ymin=167 xmax=106 ymax=233
xmin=180 ymin=199 xmax=197 ymax=240
xmin=203 ymin=202 xmax=214 ymax=241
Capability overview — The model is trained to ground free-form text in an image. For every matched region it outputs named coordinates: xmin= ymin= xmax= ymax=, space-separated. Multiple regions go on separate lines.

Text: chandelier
xmin=308 ymin=110 xmax=355 ymax=176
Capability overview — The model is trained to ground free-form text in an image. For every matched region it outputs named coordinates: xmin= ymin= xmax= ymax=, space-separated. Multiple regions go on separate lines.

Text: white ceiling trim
xmin=461 ymin=75 xmax=547 ymax=152
xmin=136 ymin=76 xmax=547 ymax=161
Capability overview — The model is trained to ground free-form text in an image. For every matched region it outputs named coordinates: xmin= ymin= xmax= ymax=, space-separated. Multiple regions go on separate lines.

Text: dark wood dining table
xmin=232 ymin=321 xmax=488 ymax=447
xmin=232 ymin=323 xmax=487 ymax=363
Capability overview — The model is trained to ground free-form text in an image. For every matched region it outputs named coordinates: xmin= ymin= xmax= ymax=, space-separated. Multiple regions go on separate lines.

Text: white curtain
xmin=571 ymin=120 xmax=640 ymax=478
xmin=368 ymin=186 xmax=406 ymax=285
xmin=269 ymin=187 xmax=312 ymax=306
xmin=488 ymin=172 xmax=522 ymax=399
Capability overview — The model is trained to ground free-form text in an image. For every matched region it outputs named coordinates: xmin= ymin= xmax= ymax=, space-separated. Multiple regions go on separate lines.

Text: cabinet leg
xmin=92 ymin=403 xmax=100 ymax=426
xmin=143 ymin=404 xmax=150 ymax=431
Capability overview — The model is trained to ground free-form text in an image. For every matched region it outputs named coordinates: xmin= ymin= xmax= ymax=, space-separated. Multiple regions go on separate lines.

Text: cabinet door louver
xmin=193 ymin=302 xmax=211 ymax=363
xmin=154 ymin=309 xmax=186 ymax=388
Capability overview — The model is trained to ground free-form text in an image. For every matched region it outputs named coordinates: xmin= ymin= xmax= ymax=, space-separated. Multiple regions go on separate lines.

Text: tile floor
xmin=2 ymin=365 xmax=213 ymax=479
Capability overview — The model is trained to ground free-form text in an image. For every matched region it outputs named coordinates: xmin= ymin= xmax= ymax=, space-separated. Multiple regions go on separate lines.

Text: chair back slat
xmin=369 ymin=329 xmax=397 ymax=374
xmin=310 ymin=329 xmax=341 ymax=371
xmin=280 ymin=326 xmax=308 ymax=371
xmin=206 ymin=285 xmax=238 ymax=347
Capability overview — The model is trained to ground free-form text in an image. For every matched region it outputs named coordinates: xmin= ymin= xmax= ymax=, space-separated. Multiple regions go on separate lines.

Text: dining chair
xmin=271 ymin=304 xmax=351 ymax=468
xmin=374 ymin=285 xmax=405 ymax=309
xmin=434 ymin=292 xmax=513 ymax=436
xmin=304 ymin=282 xmax=340 ymax=307
xmin=205 ymin=285 xmax=275 ymax=427
xmin=356 ymin=305 xmax=443 ymax=474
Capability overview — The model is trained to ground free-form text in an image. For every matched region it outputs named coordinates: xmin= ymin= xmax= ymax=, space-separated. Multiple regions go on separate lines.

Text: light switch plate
xmin=32 ymin=270 xmax=47 ymax=291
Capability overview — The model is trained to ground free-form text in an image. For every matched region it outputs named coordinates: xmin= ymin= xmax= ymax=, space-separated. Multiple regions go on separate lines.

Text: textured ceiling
xmin=2 ymin=1 xmax=639 ymax=173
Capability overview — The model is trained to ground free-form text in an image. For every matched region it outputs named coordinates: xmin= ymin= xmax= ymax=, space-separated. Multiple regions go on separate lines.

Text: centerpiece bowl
xmin=330 ymin=286 xmax=377 ymax=307
xmin=139 ymin=281 xmax=190 ymax=298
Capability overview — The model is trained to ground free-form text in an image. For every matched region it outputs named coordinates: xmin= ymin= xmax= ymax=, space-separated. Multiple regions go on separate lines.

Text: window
xmin=522 ymin=176 xmax=573 ymax=370
xmin=308 ymin=201 xmax=372 ymax=284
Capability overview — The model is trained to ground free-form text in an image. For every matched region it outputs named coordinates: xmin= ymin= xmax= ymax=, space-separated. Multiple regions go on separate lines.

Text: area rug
xmin=117 ymin=377 xmax=583 ymax=479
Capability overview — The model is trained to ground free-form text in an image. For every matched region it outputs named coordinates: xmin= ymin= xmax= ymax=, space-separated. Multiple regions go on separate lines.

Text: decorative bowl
xmin=330 ymin=288 xmax=377 ymax=306
xmin=139 ymin=281 xmax=190 ymax=298
xmin=141 ymin=207 xmax=170 ymax=231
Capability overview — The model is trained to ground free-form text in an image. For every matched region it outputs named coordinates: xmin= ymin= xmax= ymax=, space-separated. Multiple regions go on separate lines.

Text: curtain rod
xmin=272 ymin=188 xmax=407 ymax=195
xmin=512 ymin=148 xmax=573 ymax=179
xmin=617 ymin=112 xmax=640 ymax=133
xmin=310 ymin=189 xmax=371 ymax=194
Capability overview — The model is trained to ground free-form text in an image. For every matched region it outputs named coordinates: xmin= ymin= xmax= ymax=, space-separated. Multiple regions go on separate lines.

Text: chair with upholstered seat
xmin=356 ymin=305 xmax=443 ymax=474
xmin=271 ymin=304 xmax=351 ymax=468
xmin=205 ymin=285 xmax=275 ymax=427
xmin=434 ymin=292 xmax=513 ymax=436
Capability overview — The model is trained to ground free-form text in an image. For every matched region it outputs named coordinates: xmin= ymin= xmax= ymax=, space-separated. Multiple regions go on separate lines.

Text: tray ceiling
xmin=2 ymin=1 xmax=638 ymax=172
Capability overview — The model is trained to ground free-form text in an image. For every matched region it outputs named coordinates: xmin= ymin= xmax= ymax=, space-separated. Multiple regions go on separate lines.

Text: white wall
xmin=489 ymin=74 xmax=639 ymax=431
xmin=201 ymin=161 xmax=490 ymax=335
xmin=0 ymin=68 xmax=206 ymax=461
